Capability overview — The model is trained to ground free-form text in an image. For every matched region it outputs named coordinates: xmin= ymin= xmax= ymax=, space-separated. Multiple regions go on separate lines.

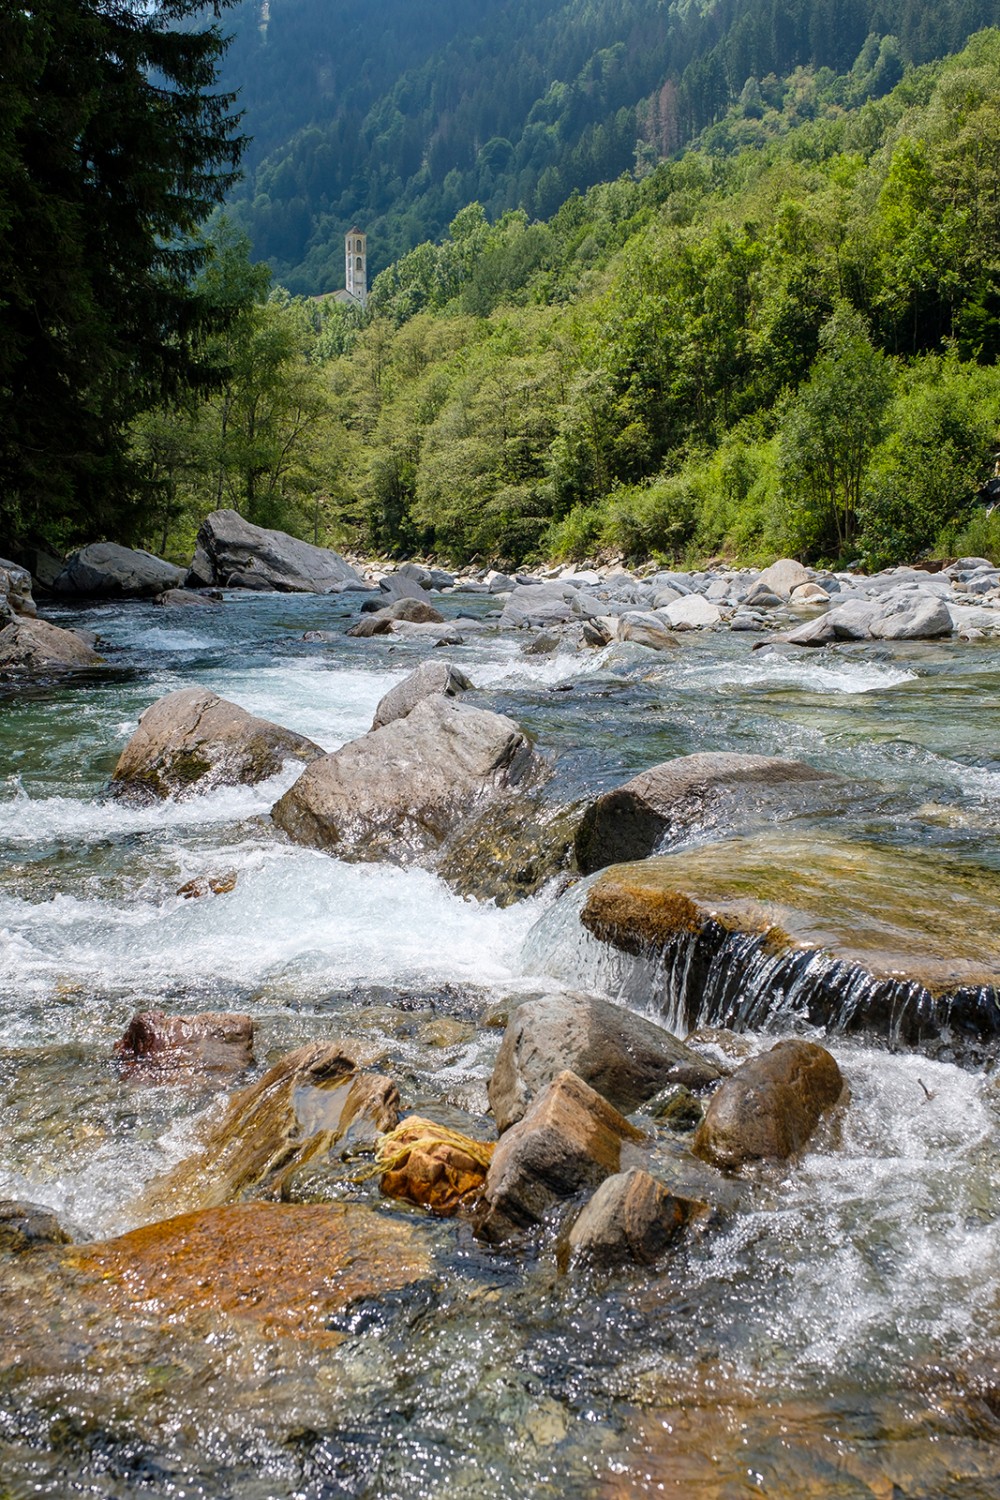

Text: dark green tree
xmin=0 ymin=0 xmax=245 ymax=549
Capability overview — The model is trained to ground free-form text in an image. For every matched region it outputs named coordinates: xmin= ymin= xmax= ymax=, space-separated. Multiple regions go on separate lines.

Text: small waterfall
xmin=521 ymin=878 xmax=1000 ymax=1063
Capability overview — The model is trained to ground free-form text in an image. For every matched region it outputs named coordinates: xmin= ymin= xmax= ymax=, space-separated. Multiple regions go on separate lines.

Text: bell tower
xmin=345 ymin=227 xmax=367 ymax=308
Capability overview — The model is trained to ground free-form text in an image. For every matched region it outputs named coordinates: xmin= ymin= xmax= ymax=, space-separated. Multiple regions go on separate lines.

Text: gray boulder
xmin=378 ymin=570 xmax=431 ymax=602
xmin=111 ymin=686 xmax=323 ymax=801
xmin=567 ymin=1168 xmax=704 ymax=1267
xmin=663 ymin=595 xmax=722 ymax=629
xmin=187 ymin=509 xmax=368 ymax=593
xmin=0 ymin=558 xmax=36 ymax=617
xmin=347 ymin=597 xmax=445 ymax=636
xmin=488 ymin=992 xmax=723 ymax=1134
xmin=372 ymin=660 xmax=473 ymax=730
xmin=499 ymin=582 xmax=577 ymax=628
xmin=0 ymin=617 xmax=102 ymax=673
xmin=271 ymin=694 xmax=541 ymax=865
xmin=0 ymin=1201 xmax=73 ymax=1253
xmin=575 ymin=751 xmax=838 ymax=874
xmin=755 ymin=558 xmax=811 ymax=600
xmin=54 ymin=542 xmax=185 ymax=598
xmin=869 ymin=592 xmax=953 ymax=640
xmin=615 ymin=612 xmax=678 ymax=651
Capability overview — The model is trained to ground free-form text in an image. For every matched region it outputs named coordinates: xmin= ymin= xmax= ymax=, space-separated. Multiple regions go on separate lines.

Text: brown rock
xmin=567 ymin=1168 xmax=705 ymax=1266
xmin=692 ymin=1039 xmax=844 ymax=1170
xmin=0 ymin=1200 xmax=72 ymax=1253
xmin=176 ymin=871 xmax=238 ymax=898
xmin=478 ymin=1069 xmax=646 ymax=1244
xmin=487 ymin=992 xmax=723 ymax=1134
xmin=371 ymin=659 xmax=473 ymax=730
xmin=111 ymin=686 xmax=323 ymax=801
xmin=0 ymin=617 xmax=102 ymax=672
xmin=377 ymin=1116 xmax=495 ymax=1215
xmin=348 ymin=597 xmax=445 ymax=636
xmin=138 ymin=1041 xmax=399 ymax=1217
xmin=114 ymin=1009 xmax=255 ymax=1079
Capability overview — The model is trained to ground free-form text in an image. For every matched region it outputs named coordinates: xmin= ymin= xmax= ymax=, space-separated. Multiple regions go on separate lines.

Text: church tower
xmin=345 ymin=227 xmax=367 ymax=307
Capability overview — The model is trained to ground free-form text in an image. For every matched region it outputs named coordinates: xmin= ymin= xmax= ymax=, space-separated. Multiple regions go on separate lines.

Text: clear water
xmin=2 ymin=593 xmax=1000 ymax=1497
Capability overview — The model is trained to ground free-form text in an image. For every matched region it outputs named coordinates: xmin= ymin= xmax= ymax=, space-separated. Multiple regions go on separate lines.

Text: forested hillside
xmin=132 ymin=32 xmax=1000 ymax=574
xmin=222 ymin=0 xmax=997 ymax=291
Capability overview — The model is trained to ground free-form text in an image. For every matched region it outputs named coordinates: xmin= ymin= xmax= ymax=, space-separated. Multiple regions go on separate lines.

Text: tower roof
xmin=347 ymin=225 xmax=365 ymax=237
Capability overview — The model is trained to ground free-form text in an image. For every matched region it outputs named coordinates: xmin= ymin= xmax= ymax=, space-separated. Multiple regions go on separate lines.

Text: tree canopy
xmin=0 ymin=0 xmax=245 ymax=550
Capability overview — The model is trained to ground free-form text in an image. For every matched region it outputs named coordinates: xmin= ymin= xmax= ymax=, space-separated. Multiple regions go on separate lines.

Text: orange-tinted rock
xmin=378 ymin=1116 xmax=494 ymax=1215
xmin=139 ymin=1042 xmax=399 ymax=1217
xmin=692 ymin=1039 xmax=844 ymax=1171
xmin=115 ymin=1009 xmax=254 ymax=1079
xmin=567 ymin=1168 xmax=705 ymax=1267
xmin=68 ymin=1203 xmax=428 ymax=1341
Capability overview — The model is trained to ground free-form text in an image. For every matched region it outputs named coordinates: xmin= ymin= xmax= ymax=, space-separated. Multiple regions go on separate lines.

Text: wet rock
xmin=567 ymin=1167 xmax=705 ymax=1267
xmin=348 ymin=596 xmax=445 ymax=636
xmin=53 ymin=542 xmax=185 ymax=598
xmin=68 ymin=1202 xmax=429 ymax=1339
xmin=0 ymin=616 xmax=103 ymax=673
xmin=111 ymin=686 xmax=323 ymax=800
xmin=499 ymin=582 xmax=577 ymax=628
xmin=114 ymin=1009 xmax=255 ymax=1079
xmin=436 ymin=791 xmax=579 ymax=904
xmin=650 ymin=1086 xmax=704 ymax=1131
xmin=371 ymin=660 xmax=473 ymax=730
xmin=377 ymin=1116 xmax=495 ymax=1215
xmin=522 ymin=628 xmax=563 ymax=655
xmin=0 ymin=557 xmax=36 ymax=616
xmin=176 ymin=871 xmax=238 ymax=898
xmin=692 ymin=1039 xmax=844 ymax=1170
xmin=583 ymin=618 xmax=613 ymax=647
xmin=139 ymin=1041 xmax=400 ymax=1217
xmin=153 ymin=587 xmax=222 ymax=607
xmin=378 ymin=569 xmax=432 ymax=602
xmin=186 ymin=508 xmax=368 ymax=593
xmin=616 ymin=612 xmax=678 ymax=650
xmin=574 ymin=751 xmax=838 ymax=874
xmin=0 ymin=1200 xmax=72 ymax=1253
xmin=488 ymin=992 xmax=723 ymax=1133
xmin=477 ymin=1069 xmax=646 ymax=1244
xmin=272 ymin=694 xmax=542 ymax=868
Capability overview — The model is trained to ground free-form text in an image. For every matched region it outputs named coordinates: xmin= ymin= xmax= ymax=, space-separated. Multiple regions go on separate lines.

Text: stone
xmin=186 ymin=509 xmax=367 ymax=593
xmin=176 ymin=871 xmax=238 ymax=898
xmin=436 ymin=791 xmax=580 ymax=905
xmin=663 ymin=595 xmax=722 ymax=628
xmin=153 ymin=587 xmax=222 ymax=607
xmin=477 ymin=1070 xmax=646 ymax=1244
xmin=111 ymin=686 xmax=323 ymax=801
xmin=488 ymin=992 xmax=723 ymax=1134
xmin=499 ymin=582 xmax=577 ymax=628
xmin=377 ymin=1116 xmax=495 ymax=1215
xmin=582 ymin=618 xmax=613 ymax=647
xmin=790 ymin=582 xmax=831 ymax=604
xmin=139 ymin=1041 xmax=400 ymax=1218
xmin=567 ymin=1167 xmax=704 ymax=1266
xmin=53 ymin=541 xmax=185 ymax=598
xmin=869 ymin=593 xmax=953 ymax=640
xmin=272 ymin=694 xmax=542 ymax=867
xmin=371 ymin=660 xmax=473 ymax=730
xmin=825 ymin=598 xmax=881 ymax=638
xmin=0 ymin=1200 xmax=72 ymax=1253
xmin=0 ymin=616 xmax=103 ymax=673
xmin=616 ymin=612 xmax=679 ymax=650
xmin=780 ymin=614 xmax=837 ymax=646
xmin=378 ymin=569 xmax=431 ymax=602
xmin=0 ymin=557 xmax=36 ymax=616
xmin=114 ymin=1009 xmax=255 ymax=1079
xmin=348 ymin=597 xmax=445 ymax=635
xmin=574 ymin=752 xmax=838 ymax=874
xmin=651 ymin=1086 xmax=704 ymax=1131
xmin=755 ymin=558 xmax=811 ymax=600
xmin=692 ymin=1039 xmax=844 ymax=1170
xmin=522 ymin=628 xmax=564 ymax=654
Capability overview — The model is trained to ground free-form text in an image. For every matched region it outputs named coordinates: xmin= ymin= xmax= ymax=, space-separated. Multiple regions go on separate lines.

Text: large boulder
xmin=0 ymin=558 xmax=36 ymax=618
xmin=0 ymin=616 xmax=102 ymax=673
xmin=692 ymin=1039 xmax=844 ymax=1170
xmin=347 ymin=597 xmax=445 ymax=636
xmin=53 ymin=542 xmax=185 ymax=598
xmin=372 ymin=660 xmax=473 ymax=730
xmin=869 ymin=592 xmax=953 ymax=640
xmin=272 ymin=693 xmax=542 ymax=866
xmin=754 ymin=558 xmax=811 ymax=600
xmin=663 ymin=595 xmax=722 ymax=629
xmin=488 ymin=992 xmax=723 ymax=1133
xmin=615 ymin=612 xmax=678 ymax=651
xmin=566 ymin=1167 xmax=705 ymax=1267
xmin=111 ymin=686 xmax=323 ymax=801
xmin=477 ymin=1070 xmax=646 ymax=1244
xmin=574 ymin=752 xmax=838 ymax=874
xmin=186 ymin=509 xmax=368 ymax=593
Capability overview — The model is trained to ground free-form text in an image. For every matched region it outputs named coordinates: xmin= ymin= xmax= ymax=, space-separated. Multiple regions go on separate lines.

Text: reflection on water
xmin=1 ymin=594 xmax=1000 ymax=1495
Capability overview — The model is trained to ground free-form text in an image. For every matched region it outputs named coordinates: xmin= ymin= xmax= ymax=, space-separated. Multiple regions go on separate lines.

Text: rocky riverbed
xmin=2 ymin=521 xmax=1000 ymax=1497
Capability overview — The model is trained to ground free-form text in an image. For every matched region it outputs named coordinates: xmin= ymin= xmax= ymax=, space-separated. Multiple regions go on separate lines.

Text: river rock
xmin=114 ymin=1009 xmax=255 ymax=1079
xmin=272 ymin=694 xmax=541 ymax=867
xmin=186 ymin=509 xmax=368 ymax=593
xmin=0 ymin=1200 xmax=73 ymax=1253
xmin=378 ymin=570 xmax=432 ymax=602
xmin=755 ymin=558 xmax=811 ymax=600
xmin=869 ymin=592 xmax=953 ymax=640
xmin=574 ymin=752 xmax=838 ymax=874
xmin=372 ymin=660 xmax=473 ymax=730
xmin=378 ymin=1116 xmax=495 ymax=1215
xmin=153 ymin=587 xmax=222 ymax=607
xmin=499 ymin=582 xmax=577 ymax=628
xmin=567 ymin=1167 xmax=705 ymax=1267
xmin=139 ymin=1041 xmax=400 ymax=1218
xmin=477 ymin=1070 xmax=646 ymax=1244
xmin=0 ymin=616 xmax=103 ymax=672
xmin=53 ymin=542 xmax=185 ymax=598
xmin=348 ymin=597 xmax=446 ymax=636
xmin=663 ymin=595 xmax=722 ymax=629
xmin=0 ymin=558 xmax=36 ymax=617
xmin=437 ymin=791 xmax=580 ymax=904
xmin=488 ymin=992 xmax=723 ymax=1133
xmin=111 ymin=686 xmax=323 ymax=800
xmin=616 ymin=612 xmax=678 ymax=650
xmin=692 ymin=1039 xmax=844 ymax=1170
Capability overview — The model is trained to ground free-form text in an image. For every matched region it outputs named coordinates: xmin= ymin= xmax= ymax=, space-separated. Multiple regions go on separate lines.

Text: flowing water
xmin=2 ymin=593 xmax=1000 ymax=1497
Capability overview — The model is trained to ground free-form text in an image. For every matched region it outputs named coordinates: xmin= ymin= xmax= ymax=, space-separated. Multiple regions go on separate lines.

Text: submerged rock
xmin=436 ymin=790 xmax=579 ymax=904
xmin=488 ymin=992 xmax=723 ymax=1134
xmin=477 ymin=1069 xmax=646 ymax=1244
xmin=0 ymin=1200 xmax=72 ymax=1253
xmin=186 ymin=508 xmax=368 ymax=593
xmin=53 ymin=542 xmax=185 ymax=598
xmin=138 ymin=1041 xmax=399 ymax=1218
xmin=0 ymin=616 xmax=102 ymax=673
xmin=567 ymin=1167 xmax=705 ymax=1267
xmin=272 ymin=694 xmax=542 ymax=869
xmin=111 ymin=686 xmax=323 ymax=800
xmin=692 ymin=1039 xmax=844 ymax=1170
xmin=371 ymin=660 xmax=472 ymax=730
xmin=574 ymin=751 xmax=839 ymax=875
xmin=115 ymin=1009 xmax=255 ymax=1080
